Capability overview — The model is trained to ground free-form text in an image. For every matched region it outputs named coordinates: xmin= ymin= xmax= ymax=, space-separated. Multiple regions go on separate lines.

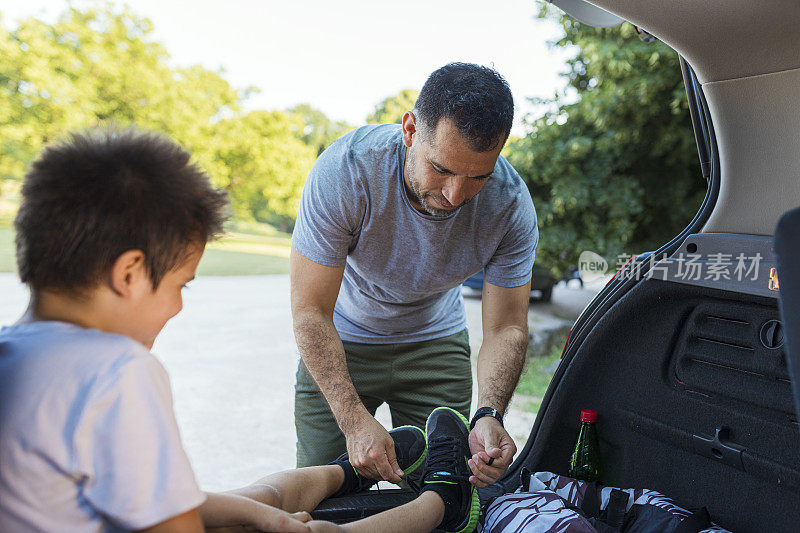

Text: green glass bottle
xmin=568 ymin=409 xmax=601 ymax=482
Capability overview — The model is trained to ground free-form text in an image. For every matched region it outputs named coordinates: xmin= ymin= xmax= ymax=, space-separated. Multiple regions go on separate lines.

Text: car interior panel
xmin=775 ymin=207 xmax=800 ymax=434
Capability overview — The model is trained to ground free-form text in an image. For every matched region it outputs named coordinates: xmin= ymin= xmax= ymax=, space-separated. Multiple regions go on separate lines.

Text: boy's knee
xmin=248 ymin=483 xmax=282 ymax=508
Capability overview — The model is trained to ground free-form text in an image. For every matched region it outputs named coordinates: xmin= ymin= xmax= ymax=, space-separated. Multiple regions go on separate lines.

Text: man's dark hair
xmin=14 ymin=126 xmax=229 ymax=292
xmin=414 ymin=62 xmax=514 ymax=152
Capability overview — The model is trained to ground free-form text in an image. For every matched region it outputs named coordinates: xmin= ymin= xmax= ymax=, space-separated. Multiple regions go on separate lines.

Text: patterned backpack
xmin=479 ymin=471 xmax=731 ymax=533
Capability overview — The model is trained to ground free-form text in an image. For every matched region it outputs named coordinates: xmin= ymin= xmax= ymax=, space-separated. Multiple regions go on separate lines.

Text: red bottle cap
xmin=580 ymin=410 xmax=597 ymax=423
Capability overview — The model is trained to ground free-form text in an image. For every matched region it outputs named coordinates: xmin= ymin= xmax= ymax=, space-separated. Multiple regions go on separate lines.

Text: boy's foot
xmin=420 ymin=407 xmax=480 ymax=533
xmin=330 ymin=425 xmax=427 ymax=497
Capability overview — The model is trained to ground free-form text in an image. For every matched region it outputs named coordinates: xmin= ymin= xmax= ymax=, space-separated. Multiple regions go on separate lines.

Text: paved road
xmin=0 ymin=273 xmax=601 ymax=492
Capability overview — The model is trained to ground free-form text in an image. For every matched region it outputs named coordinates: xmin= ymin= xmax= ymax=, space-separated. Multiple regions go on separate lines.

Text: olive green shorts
xmin=294 ymin=329 xmax=472 ymax=467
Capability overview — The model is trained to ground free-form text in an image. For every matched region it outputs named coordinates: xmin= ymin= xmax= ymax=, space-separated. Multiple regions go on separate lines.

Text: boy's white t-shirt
xmin=0 ymin=321 xmax=206 ymax=532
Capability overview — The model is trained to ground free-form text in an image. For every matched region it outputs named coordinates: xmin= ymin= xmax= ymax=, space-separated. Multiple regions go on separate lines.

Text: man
xmin=290 ymin=62 xmax=538 ymax=489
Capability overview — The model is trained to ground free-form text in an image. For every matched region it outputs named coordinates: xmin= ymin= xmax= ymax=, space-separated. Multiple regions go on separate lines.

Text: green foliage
xmin=1 ymin=6 xmax=236 ymax=189
xmin=505 ymin=7 xmax=706 ymax=275
xmin=287 ymin=103 xmax=351 ymax=156
xmin=0 ymin=224 xmax=15 ymax=273
xmin=210 ymin=110 xmax=316 ymax=221
xmin=366 ymin=89 xmax=419 ymax=124
xmin=0 ymin=5 xmax=334 ymax=225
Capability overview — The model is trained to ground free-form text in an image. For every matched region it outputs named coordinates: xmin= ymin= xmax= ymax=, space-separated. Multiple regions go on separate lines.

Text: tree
xmin=211 ymin=111 xmax=316 ymax=223
xmin=504 ymin=8 xmax=705 ymax=275
xmin=287 ymin=103 xmax=350 ymax=156
xmin=0 ymin=6 xmax=240 ymax=197
xmin=366 ymin=89 xmax=419 ymax=124
xmin=0 ymin=5 xmax=315 ymax=226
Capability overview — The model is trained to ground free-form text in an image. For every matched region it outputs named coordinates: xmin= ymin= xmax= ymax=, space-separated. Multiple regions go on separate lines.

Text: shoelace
xmin=423 ymin=435 xmax=471 ymax=483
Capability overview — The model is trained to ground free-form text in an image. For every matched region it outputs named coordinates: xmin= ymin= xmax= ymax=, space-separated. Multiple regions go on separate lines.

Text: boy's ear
xmin=109 ymin=250 xmax=148 ymax=297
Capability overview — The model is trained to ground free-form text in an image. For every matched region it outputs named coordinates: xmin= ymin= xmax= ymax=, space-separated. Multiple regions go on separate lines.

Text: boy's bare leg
xmin=306 ymin=491 xmax=445 ymax=533
xmin=223 ymin=466 xmax=445 ymax=533
xmin=225 ymin=465 xmax=345 ymax=513
xmin=337 ymin=491 xmax=444 ymax=533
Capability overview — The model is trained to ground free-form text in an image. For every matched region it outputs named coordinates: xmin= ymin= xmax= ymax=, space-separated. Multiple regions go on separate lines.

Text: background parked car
xmin=462 ymin=265 xmax=557 ymax=302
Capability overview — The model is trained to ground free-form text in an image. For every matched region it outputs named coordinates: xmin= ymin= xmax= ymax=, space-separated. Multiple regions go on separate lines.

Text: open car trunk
xmin=511 ymin=234 xmax=800 ymax=532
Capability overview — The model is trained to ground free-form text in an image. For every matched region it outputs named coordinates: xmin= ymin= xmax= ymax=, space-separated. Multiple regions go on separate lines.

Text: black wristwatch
xmin=469 ymin=406 xmax=504 ymax=431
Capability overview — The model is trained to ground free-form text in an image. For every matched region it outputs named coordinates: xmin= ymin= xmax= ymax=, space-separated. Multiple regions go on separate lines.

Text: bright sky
xmin=1 ymin=0 xmax=572 ymax=134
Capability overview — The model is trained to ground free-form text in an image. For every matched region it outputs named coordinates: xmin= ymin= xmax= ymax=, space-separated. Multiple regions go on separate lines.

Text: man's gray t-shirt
xmin=291 ymin=124 xmax=538 ymax=344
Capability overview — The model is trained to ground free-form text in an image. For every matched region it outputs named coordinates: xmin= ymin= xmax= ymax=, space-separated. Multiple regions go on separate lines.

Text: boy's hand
xmin=467 ymin=416 xmax=516 ymax=488
xmin=246 ymin=507 xmax=311 ymax=532
xmin=201 ymin=492 xmax=311 ymax=532
xmin=344 ymin=414 xmax=403 ymax=484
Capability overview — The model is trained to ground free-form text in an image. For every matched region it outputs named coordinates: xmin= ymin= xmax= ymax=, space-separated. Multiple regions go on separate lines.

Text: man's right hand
xmin=343 ymin=415 xmax=403 ymax=484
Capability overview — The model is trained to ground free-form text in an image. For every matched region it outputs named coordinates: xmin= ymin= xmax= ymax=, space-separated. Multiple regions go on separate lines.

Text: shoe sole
xmin=425 ymin=407 xmax=481 ymax=533
xmin=393 ymin=424 xmax=427 ymax=478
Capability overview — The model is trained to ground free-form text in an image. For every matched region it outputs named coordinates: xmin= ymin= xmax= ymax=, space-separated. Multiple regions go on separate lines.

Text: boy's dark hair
xmin=15 ymin=127 xmax=229 ymax=292
xmin=414 ymin=62 xmax=514 ymax=152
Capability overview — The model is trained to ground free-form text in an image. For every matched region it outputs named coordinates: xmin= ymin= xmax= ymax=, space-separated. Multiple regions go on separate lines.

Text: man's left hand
xmin=467 ymin=416 xmax=517 ymax=488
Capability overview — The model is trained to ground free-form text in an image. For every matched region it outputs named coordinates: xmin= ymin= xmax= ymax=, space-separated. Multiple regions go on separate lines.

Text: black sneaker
xmin=330 ymin=425 xmax=427 ymax=496
xmin=420 ymin=407 xmax=480 ymax=533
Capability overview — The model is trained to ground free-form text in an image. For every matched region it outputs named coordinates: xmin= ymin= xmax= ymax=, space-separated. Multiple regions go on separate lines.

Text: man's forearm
xmin=476 ymin=325 xmax=528 ymax=414
xmin=293 ymin=309 xmax=369 ymax=431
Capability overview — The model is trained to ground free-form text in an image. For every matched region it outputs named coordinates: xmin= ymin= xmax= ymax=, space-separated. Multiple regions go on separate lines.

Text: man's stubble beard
xmin=404 ymin=146 xmax=473 ymax=218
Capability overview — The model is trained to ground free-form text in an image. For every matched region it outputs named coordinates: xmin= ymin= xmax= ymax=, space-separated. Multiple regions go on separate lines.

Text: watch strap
xmin=470 ymin=406 xmax=504 ymax=430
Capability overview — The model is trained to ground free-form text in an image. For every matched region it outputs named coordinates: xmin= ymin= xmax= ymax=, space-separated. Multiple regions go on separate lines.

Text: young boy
xmin=0 ymin=128 xmax=481 ymax=532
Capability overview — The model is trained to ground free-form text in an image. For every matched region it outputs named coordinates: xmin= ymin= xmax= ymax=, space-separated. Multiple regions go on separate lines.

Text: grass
xmin=513 ymin=332 xmax=567 ymax=414
xmin=198 ymin=248 xmax=289 ymax=276
xmin=0 ymin=219 xmax=292 ymax=276
xmin=200 ymin=223 xmax=292 ymax=275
